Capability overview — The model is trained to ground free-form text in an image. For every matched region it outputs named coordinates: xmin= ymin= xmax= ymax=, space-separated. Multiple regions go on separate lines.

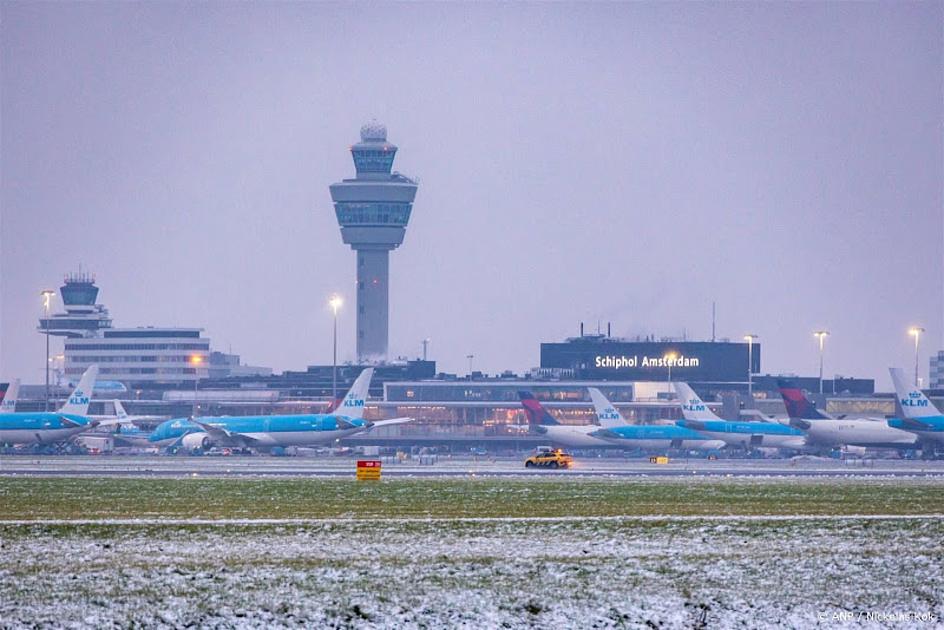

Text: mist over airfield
xmin=1 ymin=2 xmax=941 ymax=388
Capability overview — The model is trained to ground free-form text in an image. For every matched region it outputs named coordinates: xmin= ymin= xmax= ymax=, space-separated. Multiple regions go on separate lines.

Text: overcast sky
xmin=2 ymin=1 xmax=942 ymax=389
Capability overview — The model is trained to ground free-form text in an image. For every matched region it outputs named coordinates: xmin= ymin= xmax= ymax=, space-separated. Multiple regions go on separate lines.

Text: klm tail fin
xmin=113 ymin=400 xmax=129 ymax=420
xmin=58 ymin=365 xmax=99 ymax=416
xmin=777 ymin=379 xmax=831 ymax=420
xmin=587 ymin=388 xmax=627 ymax=428
xmin=1 ymin=378 xmax=20 ymax=413
xmin=517 ymin=391 xmax=560 ymax=426
xmin=889 ymin=367 xmax=941 ymax=419
xmin=336 ymin=368 xmax=374 ymax=419
xmin=672 ymin=382 xmax=722 ymax=421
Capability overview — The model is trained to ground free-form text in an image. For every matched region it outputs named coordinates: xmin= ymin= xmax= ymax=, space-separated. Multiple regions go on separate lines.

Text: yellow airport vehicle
xmin=525 ymin=448 xmax=573 ymax=469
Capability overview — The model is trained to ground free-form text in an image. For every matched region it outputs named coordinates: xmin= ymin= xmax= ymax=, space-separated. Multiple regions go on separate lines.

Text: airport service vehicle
xmin=525 ymin=447 xmax=573 ymax=469
xmin=888 ymin=367 xmax=944 ymax=445
xmin=778 ymin=380 xmax=917 ymax=450
xmin=0 ymin=366 xmax=108 ymax=445
xmin=149 ymin=368 xmax=412 ymax=451
xmin=672 ymin=382 xmax=806 ymax=449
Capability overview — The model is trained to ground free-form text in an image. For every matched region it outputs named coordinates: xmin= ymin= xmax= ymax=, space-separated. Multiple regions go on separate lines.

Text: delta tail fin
xmin=587 ymin=388 xmax=628 ymax=428
xmin=517 ymin=391 xmax=560 ymax=426
xmin=889 ymin=367 xmax=941 ymax=420
xmin=0 ymin=378 xmax=20 ymax=413
xmin=777 ymin=379 xmax=832 ymax=421
xmin=58 ymin=365 xmax=99 ymax=416
xmin=336 ymin=368 xmax=374 ymax=420
xmin=672 ymin=382 xmax=722 ymax=421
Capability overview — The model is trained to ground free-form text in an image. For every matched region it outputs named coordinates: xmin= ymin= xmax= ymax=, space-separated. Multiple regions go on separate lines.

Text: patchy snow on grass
xmin=1 ymin=517 xmax=942 ymax=628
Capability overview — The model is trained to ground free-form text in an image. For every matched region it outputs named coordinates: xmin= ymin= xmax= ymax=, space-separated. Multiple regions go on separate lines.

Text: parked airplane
xmin=0 ymin=379 xmax=20 ymax=413
xmin=522 ymin=390 xmax=724 ymax=451
xmin=672 ymin=382 xmax=806 ymax=449
xmin=777 ymin=379 xmax=917 ymax=450
xmin=0 ymin=367 xmax=105 ymax=445
xmin=519 ymin=391 xmax=614 ymax=447
xmin=888 ymin=367 xmax=944 ymax=444
xmin=148 ymin=368 xmax=411 ymax=451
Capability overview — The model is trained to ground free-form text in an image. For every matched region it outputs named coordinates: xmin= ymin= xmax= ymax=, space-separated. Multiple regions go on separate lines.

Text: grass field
xmin=1 ymin=477 xmax=943 ymax=627
xmin=2 ymin=476 xmax=944 ymax=519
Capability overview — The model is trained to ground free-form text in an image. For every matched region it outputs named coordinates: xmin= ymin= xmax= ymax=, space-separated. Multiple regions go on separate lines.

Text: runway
xmin=2 ymin=454 xmax=944 ymax=478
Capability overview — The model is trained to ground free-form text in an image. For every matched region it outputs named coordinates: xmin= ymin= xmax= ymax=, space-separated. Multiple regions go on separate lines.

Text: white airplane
xmin=518 ymin=390 xmax=613 ymax=447
xmin=777 ymin=380 xmax=917 ymax=451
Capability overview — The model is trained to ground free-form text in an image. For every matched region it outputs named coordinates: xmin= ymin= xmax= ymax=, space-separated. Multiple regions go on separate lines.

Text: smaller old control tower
xmin=329 ymin=121 xmax=418 ymax=361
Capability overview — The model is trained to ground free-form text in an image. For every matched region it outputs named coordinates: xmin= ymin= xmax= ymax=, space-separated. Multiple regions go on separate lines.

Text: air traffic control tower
xmin=329 ymin=121 xmax=418 ymax=361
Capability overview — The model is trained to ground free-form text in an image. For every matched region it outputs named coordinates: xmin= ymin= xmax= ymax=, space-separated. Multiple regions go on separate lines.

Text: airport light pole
xmin=664 ymin=351 xmax=678 ymax=388
xmin=467 ymin=354 xmax=474 ymax=376
xmin=743 ymin=334 xmax=758 ymax=400
xmin=814 ymin=330 xmax=829 ymax=394
xmin=40 ymin=289 xmax=55 ymax=411
xmin=909 ymin=327 xmax=925 ymax=387
xmin=422 ymin=338 xmax=430 ymax=361
xmin=189 ymin=354 xmax=203 ymax=417
xmin=329 ymin=294 xmax=343 ymax=401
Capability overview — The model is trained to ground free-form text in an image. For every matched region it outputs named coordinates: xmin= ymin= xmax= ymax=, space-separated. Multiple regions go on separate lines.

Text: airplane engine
xmin=181 ymin=432 xmax=210 ymax=452
xmin=840 ymin=445 xmax=867 ymax=457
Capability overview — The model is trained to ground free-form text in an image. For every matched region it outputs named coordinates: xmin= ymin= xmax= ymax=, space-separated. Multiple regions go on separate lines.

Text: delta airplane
xmin=0 ymin=366 xmax=105 ymax=445
xmin=0 ymin=379 xmax=20 ymax=413
xmin=672 ymin=382 xmax=806 ymax=449
xmin=888 ymin=367 xmax=944 ymax=444
xmin=584 ymin=388 xmax=724 ymax=451
xmin=518 ymin=391 xmax=614 ymax=447
xmin=777 ymin=379 xmax=917 ymax=451
xmin=148 ymin=368 xmax=411 ymax=451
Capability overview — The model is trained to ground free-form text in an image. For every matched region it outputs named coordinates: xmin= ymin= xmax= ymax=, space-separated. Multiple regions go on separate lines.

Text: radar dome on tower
xmin=359 ymin=120 xmax=387 ymax=142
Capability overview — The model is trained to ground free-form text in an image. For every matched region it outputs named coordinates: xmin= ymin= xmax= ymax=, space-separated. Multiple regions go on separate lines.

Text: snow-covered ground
xmin=1 ymin=517 xmax=942 ymax=628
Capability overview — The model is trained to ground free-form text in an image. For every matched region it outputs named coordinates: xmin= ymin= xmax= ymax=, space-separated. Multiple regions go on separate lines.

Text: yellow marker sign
xmin=649 ymin=456 xmax=669 ymax=465
xmin=356 ymin=459 xmax=382 ymax=481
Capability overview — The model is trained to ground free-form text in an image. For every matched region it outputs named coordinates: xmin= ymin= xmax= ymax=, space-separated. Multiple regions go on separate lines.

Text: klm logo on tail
xmin=902 ymin=391 xmax=929 ymax=408
xmin=683 ymin=398 xmax=707 ymax=412
xmin=600 ymin=407 xmax=620 ymax=422
xmin=343 ymin=399 xmax=365 ymax=408
xmin=69 ymin=390 xmax=90 ymax=406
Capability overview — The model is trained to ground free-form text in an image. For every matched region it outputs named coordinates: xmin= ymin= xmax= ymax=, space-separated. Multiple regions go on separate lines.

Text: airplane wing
xmin=187 ymin=418 xmax=262 ymax=447
xmin=367 ymin=417 xmax=413 ymax=429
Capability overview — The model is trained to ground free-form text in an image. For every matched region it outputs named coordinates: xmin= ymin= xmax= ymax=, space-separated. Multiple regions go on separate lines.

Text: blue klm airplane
xmin=0 ymin=366 xmax=103 ymax=446
xmin=888 ymin=367 xmax=944 ymax=445
xmin=149 ymin=368 xmax=411 ymax=452
xmin=671 ymin=382 xmax=807 ymax=449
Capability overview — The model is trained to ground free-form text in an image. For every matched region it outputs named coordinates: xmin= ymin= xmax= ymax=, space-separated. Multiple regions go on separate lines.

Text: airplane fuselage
xmin=149 ymin=414 xmax=371 ymax=448
xmin=802 ymin=419 xmax=918 ymax=449
xmin=0 ymin=412 xmax=94 ymax=445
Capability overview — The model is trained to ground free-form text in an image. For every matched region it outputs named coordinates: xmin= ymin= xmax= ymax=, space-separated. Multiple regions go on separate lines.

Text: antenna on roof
xmin=711 ymin=301 xmax=716 ymax=342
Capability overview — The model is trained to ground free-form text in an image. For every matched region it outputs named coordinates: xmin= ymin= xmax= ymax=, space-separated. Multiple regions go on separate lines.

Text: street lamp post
xmin=189 ymin=354 xmax=203 ymax=417
xmin=40 ymin=289 xmax=55 ymax=411
xmin=814 ymin=330 xmax=829 ymax=395
xmin=329 ymin=295 xmax=343 ymax=401
xmin=664 ymin=351 xmax=678 ymax=388
xmin=743 ymin=334 xmax=758 ymax=399
xmin=909 ymin=327 xmax=925 ymax=387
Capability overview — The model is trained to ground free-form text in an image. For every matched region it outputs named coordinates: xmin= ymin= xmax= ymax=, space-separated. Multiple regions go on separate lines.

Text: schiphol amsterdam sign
xmin=594 ymin=354 xmax=701 ymax=370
